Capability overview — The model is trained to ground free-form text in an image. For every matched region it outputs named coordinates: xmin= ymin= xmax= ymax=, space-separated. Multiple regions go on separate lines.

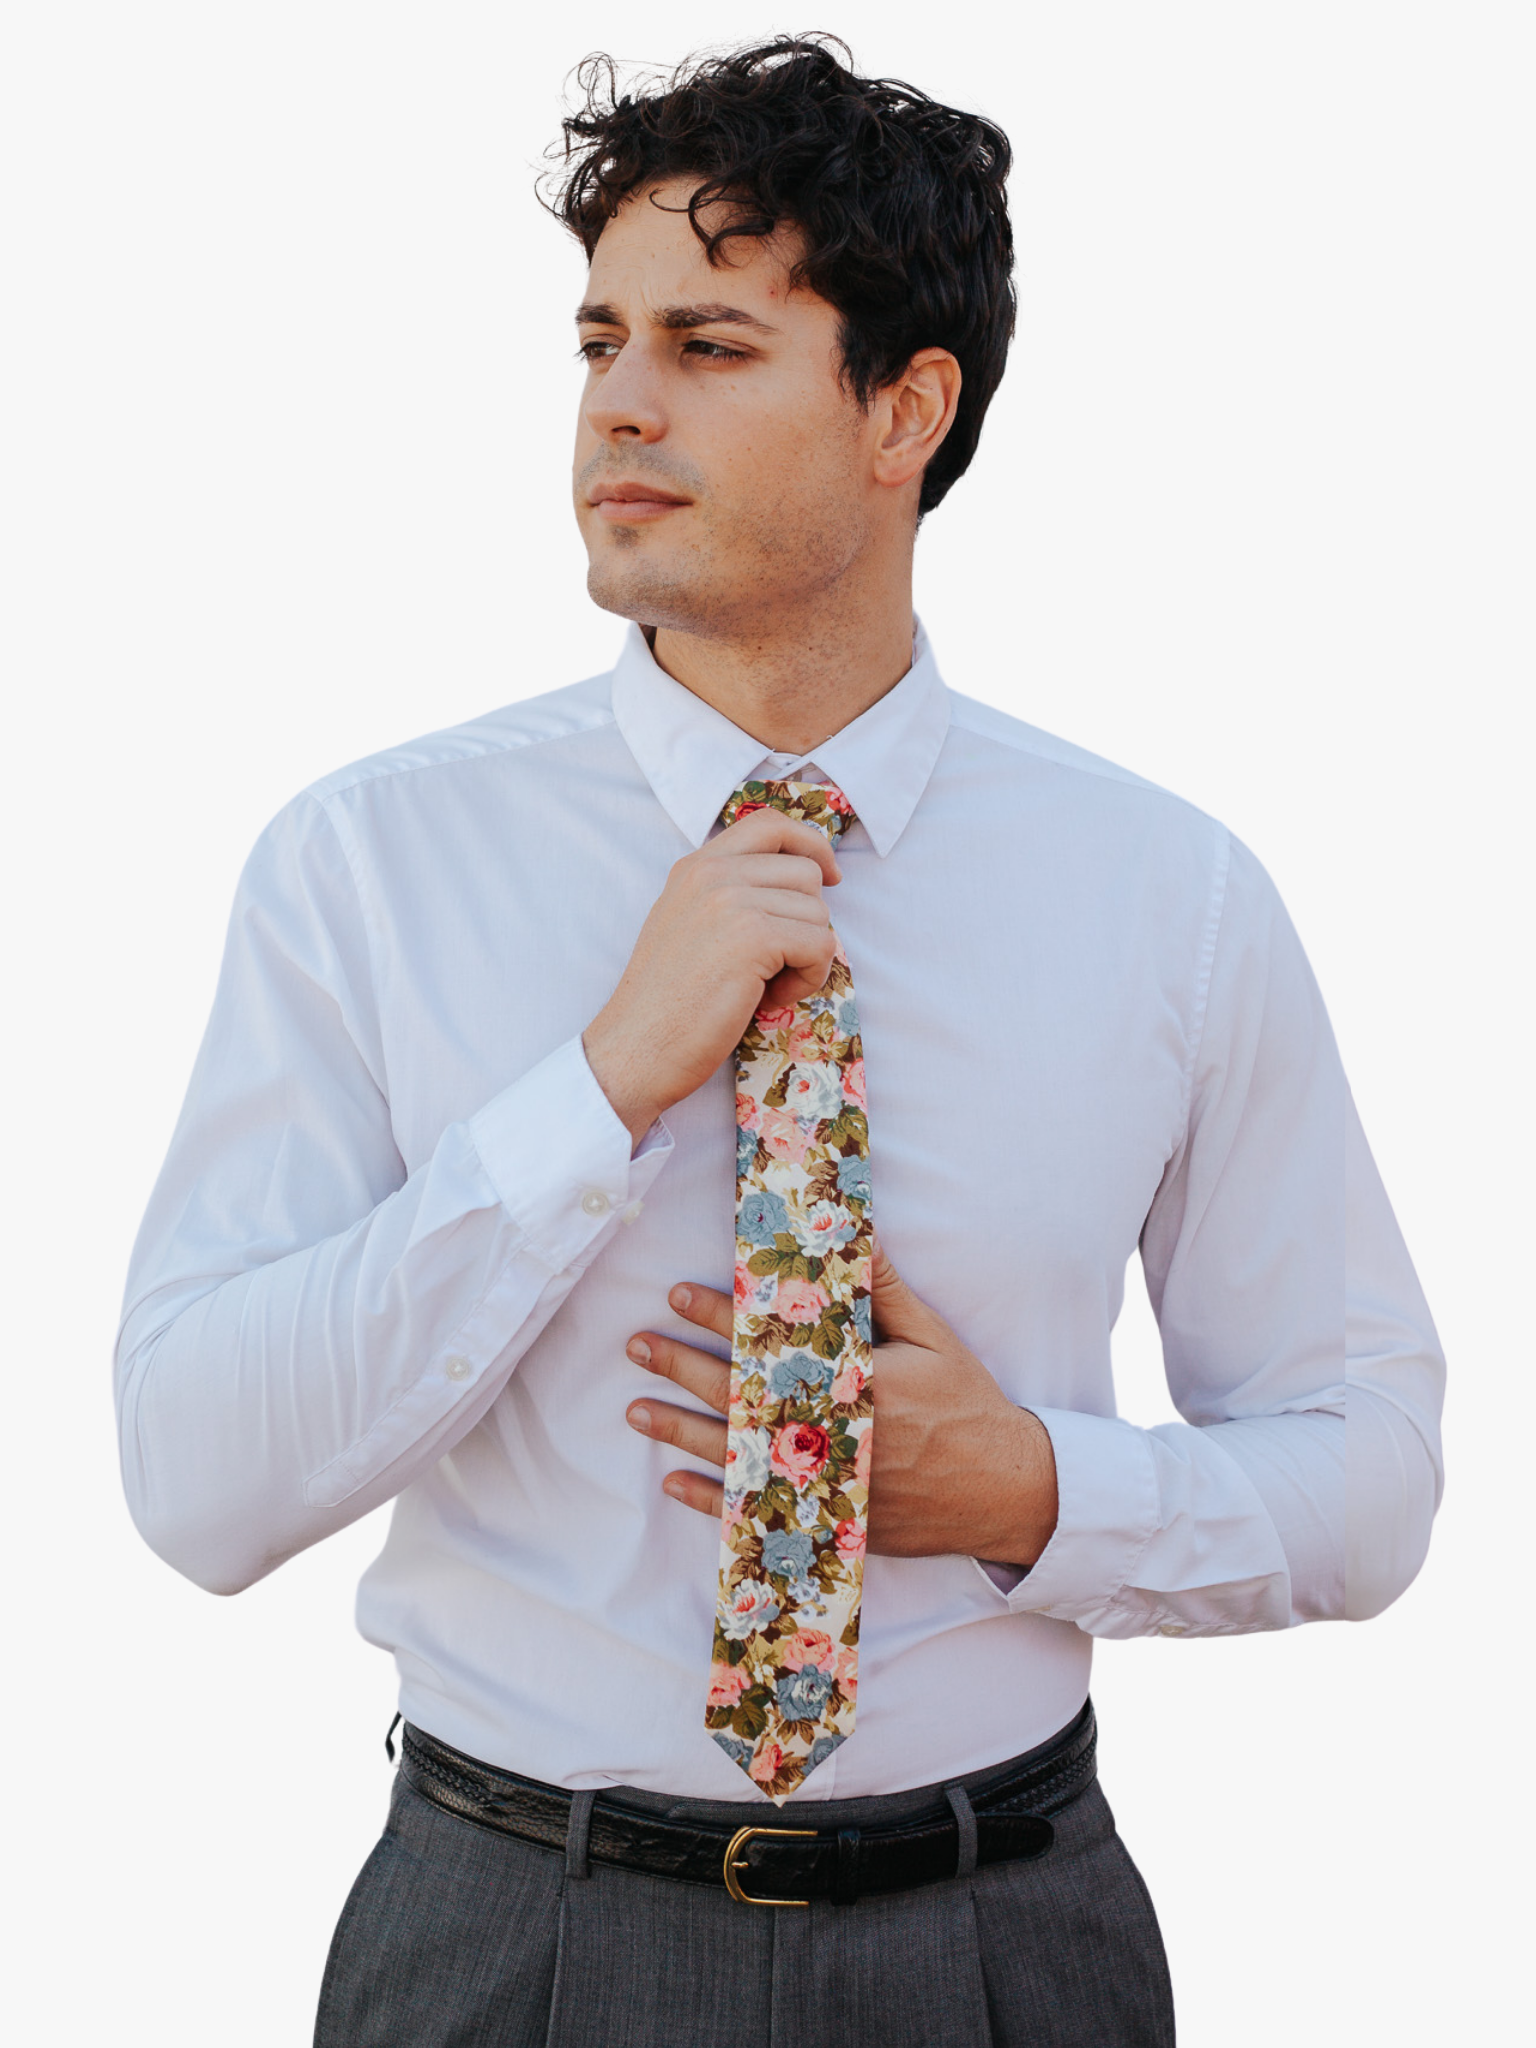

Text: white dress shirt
xmin=116 ymin=621 xmax=1445 ymax=1802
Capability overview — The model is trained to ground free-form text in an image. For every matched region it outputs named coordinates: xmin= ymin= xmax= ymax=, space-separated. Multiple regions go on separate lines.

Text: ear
xmin=870 ymin=348 xmax=962 ymax=495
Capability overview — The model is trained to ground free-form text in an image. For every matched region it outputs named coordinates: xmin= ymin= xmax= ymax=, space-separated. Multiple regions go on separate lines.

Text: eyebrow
xmin=575 ymin=300 xmax=780 ymax=336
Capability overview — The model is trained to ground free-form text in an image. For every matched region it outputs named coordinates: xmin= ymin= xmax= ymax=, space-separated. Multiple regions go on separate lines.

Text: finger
xmin=869 ymin=1239 xmax=951 ymax=1348
xmin=712 ymin=810 xmax=841 ymax=884
xmin=713 ymin=853 xmax=832 ymax=899
xmin=758 ymin=920 xmax=840 ymax=1006
xmin=747 ymin=887 xmax=834 ymax=928
xmin=661 ymin=1468 xmax=725 ymax=1519
xmin=627 ymin=1329 xmax=731 ymax=1415
xmin=668 ymin=1281 xmax=734 ymax=1346
xmin=626 ymin=1398 xmax=729 ymax=1468
xmin=763 ymin=960 xmax=838 ymax=1006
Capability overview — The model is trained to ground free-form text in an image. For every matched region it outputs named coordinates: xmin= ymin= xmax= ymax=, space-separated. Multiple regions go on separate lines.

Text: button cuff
xmin=469 ymin=1035 xmax=674 ymax=1273
xmin=1002 ymin=1407 xmax=1161 ymax=1629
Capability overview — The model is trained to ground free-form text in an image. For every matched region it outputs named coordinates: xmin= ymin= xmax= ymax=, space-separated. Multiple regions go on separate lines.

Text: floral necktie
xmin=707 ymin=779 xmax=874 ymax=1802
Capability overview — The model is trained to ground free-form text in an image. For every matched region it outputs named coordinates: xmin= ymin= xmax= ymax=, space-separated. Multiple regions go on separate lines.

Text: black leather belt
xmin=399 ymin=1700 xmax=1095 ymax=1907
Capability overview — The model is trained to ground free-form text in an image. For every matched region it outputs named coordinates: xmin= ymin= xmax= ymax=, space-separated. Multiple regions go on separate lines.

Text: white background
xmin=3 ymin=4 xmax=1530 ymax=2041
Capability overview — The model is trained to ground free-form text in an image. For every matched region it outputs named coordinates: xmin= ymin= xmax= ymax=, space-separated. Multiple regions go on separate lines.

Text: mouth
xmin=587 ymin=481 xmax=693 ymax=524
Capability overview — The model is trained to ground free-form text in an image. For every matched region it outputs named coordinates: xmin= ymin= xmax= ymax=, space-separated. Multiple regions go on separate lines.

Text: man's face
xmin=572 ymin=181 xmax=881 ymax=637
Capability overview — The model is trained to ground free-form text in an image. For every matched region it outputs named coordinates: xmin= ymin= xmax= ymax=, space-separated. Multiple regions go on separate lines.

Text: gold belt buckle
xmin=723 ymin=1824 xmax=816 ymax=1907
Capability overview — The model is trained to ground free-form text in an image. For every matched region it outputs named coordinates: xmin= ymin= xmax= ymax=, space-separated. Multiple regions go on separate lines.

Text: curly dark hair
xmin=545 ymin=34 xmax=1015 ymax=516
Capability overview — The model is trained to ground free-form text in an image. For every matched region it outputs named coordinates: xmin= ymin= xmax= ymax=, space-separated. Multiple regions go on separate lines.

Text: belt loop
xmin=945 ymin=1783 xmax=978 ymax=1880
xmin=831 ymin=1826 xmax=862 ymax=1906
xmin=566 ymin=1790 xmax=597 ymax=1881
xmin=384 ymin=1712 xmax=401 ymax=1764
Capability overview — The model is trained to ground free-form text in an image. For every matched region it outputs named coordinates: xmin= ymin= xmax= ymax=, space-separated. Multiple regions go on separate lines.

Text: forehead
xmin=585 ymin=180 xmax=801 ymax=309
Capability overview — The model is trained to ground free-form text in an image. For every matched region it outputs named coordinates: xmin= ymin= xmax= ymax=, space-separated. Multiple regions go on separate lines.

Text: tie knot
xmin=720 ymin=778 xmax=857 ymax=844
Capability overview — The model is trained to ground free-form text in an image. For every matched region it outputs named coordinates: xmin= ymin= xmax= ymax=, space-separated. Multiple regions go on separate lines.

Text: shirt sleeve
xmin=997 ymin=834 xmax=1445 ymax=1636
xmin=114 ymin=793 xmax=673 ymax=1596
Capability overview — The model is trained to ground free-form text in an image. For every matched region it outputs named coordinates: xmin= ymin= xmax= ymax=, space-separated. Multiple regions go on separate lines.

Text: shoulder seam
xmin=310 ymin=696 xmax=619 ymax=806
xmin=945 ymin=695 xmax=1200 ymax=809
xmin=301 ymin=788 xmax=395 ymax=1088
xmin=1175 ymin=824 xmax=1234 ymax=1141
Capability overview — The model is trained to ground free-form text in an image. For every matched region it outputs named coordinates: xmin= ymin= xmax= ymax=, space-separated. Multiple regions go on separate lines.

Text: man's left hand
xmin=624 ymin=1246 xmax=1059 ymax=1570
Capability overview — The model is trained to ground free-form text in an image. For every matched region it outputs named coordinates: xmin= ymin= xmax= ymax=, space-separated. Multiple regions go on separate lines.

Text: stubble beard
xmin=584 ymin=492 xmax=869 ymax=643
xmin=584 ymin=519 xmax=732 ymax=638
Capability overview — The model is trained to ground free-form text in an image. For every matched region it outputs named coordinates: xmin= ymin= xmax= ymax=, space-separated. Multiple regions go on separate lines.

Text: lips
xmin=587 ymin=479 xmax=692 ymax=522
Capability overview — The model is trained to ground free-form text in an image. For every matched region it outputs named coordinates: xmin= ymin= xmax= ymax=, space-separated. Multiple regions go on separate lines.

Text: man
xmin=116 ymin=35 xmax=1444 ymax=2047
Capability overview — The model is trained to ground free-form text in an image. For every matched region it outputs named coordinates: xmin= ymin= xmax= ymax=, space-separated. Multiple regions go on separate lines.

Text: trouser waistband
xmin=398 ymin=1698 xmax=1096 ymax=1907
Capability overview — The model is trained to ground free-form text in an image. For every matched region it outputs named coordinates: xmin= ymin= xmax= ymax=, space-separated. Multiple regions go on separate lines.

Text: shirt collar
xmin=609 ymin=617 xmax=951 ymax=857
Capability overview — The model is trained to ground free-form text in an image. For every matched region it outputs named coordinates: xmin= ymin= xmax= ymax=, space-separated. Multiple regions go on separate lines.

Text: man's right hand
xmin=582 ymin=808 xmax=842 ymax=1145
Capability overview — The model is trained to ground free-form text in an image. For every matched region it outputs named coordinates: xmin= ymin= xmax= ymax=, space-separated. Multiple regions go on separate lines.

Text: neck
xmin=648 ymin=555 xmax=916 ymax=755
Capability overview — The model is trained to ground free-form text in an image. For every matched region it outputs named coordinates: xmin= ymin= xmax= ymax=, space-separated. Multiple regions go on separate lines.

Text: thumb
xmin=869 ymin=1240 xmax=948 ymax=1348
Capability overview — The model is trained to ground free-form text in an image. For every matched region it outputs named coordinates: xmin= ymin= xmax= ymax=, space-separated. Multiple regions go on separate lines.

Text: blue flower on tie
xmin=761 ymin=1529 xmax=815 ymax=1581
xmin=838 ymin=996 xmax=861 ymax=1039
xmin=852 ymin=1294 xmax=872 ymax=1346
xmin=835 ymin=1154 xmax=872 ymax=1207
xmin=737 ymin=1124 xmax=758 ymax=1178
xmin=713 ymin=1734 xmax=752 ymax=1766
xmin=776 ymin=1665 xmax=835 ymax=1721
xmin=807 ymin=1734 xmax=845 ymax=1770
xmin=737 ymin=1187 xmax=790 ymax=1248
xmin=764 ymin=1351 xmax=834 ymax=1401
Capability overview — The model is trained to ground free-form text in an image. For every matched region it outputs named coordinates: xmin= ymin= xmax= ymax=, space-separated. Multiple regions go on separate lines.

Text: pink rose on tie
xmin=749 ymin=1741 xmax=784 ymax=1786
xmin=834 ymin=1646 xmax=859 ymax=1699
xmin=853 ymin=1426 xmax=872 ymax=1487
xmin=759 ymin=1106 xmax=813 ymax=1164
xmin=734 ymin=1263 xmax=759 ymax=1312
xmin=708 ymin=1662 xmax=750 ymax=1708
xmin=842 ymin=1058 xmax=867 ymax=1110
xmin=784 ymin=1016 xmax=824 ymax=1063
xmin=735 ymin=1091 xmax=762 ymax=1131
xmin=773 ymin=1276 xmax=828 ymax=1326
xmin=829 ymin=1359 xmax=866 ymax=1406
xmin=771 ymin=1421 xmax=831 ymax=1487
xmin=754 ymin=1001 xmax=796 ymax=1030
xmin=827 ymin=789 xmax=854 ymax=818
xmin=780 ymin=1628 xmax=834 ymax=1672
xmin=834 ymin=1518 xmax=866 ymax=1560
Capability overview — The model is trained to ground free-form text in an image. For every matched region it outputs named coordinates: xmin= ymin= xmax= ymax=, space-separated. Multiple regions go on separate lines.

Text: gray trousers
xmin=315 ymin=1748 xmax=1175 ymax=2046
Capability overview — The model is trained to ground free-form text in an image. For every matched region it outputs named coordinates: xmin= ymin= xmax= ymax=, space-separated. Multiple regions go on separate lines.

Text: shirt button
xmin=1158 ymin=1622 xmax=1186 ymax=1637
xmin=581 ymin=1189 xmax=611 ymax=1217
xmin=621 ymin=1200 xmax=644 ymax=1224
xmin=443 ymin=1354 xmax=471 ymax=1381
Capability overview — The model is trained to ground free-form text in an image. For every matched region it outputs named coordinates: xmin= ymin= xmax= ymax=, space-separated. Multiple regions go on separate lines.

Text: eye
xmin=683 ymin=338 xmax=750 ymax=363
xmin=577 ymin=337 xmax=622 ymax=363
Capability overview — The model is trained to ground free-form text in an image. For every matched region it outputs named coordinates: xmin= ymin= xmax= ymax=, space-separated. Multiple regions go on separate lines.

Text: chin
xmin=585 ymin=554 xmax=733 ymax=638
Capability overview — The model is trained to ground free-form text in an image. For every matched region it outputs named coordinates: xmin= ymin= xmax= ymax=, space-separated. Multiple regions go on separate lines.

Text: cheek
xmin=717 ymin=398 xmax=866 ymax=532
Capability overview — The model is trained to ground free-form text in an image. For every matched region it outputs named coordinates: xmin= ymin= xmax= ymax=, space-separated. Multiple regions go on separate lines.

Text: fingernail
xmin=627 ymin=1338 xmax=651 ymax=1364
xmin=670 ymin=1285 xmax=692 ymax=1313
xmin=627 ymin=1405 xmax=651 ymax=1433
xmin=663 ymin=1476 xmax=684 ymax=1499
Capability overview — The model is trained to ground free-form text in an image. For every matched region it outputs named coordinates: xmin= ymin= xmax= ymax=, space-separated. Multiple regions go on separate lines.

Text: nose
xmin=582 ymin=340 xmax=667 ymax=445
